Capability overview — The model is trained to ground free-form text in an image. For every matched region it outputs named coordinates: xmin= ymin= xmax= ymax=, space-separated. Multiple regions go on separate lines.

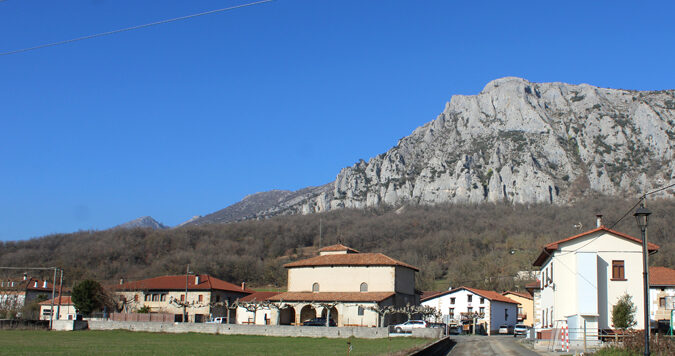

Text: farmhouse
xmin=421 ymin=286 xmax=519 ymax=335
xmin=112 ymin=274 xmax=253 ymax=322
xmin=267 ymin=244 xmax=419 ymax=327
xmin=533 ymin=218 xmax=659 ymax=339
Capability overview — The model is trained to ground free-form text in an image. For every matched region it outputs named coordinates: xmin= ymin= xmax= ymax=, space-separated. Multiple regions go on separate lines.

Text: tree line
xmin=0 ymin=197 xmax=673 ymax=293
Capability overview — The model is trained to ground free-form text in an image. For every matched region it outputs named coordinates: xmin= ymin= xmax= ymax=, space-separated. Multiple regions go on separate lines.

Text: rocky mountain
xmin=194 ymin=77 xmax=675 ymax=224
xmin=114 ymin=216 xmax=168 ymax=230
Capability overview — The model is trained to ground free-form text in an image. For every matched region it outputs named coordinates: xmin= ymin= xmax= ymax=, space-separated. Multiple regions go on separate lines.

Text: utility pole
xmin=56 ymin=269 xmax=63 ymax=322
xmin=184 ymin=264 xmax=190 ymax=323
xmin=49 ymin=267 xmax=57 ymax=330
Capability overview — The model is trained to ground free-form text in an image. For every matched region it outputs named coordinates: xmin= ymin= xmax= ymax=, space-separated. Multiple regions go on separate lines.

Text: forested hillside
xmin=1 ymin=197 xmax=673 ymax=292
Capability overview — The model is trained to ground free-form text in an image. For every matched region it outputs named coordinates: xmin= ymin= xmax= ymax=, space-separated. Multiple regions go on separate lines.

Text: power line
xmin=0 ymin=0 xmax=274 ymax=56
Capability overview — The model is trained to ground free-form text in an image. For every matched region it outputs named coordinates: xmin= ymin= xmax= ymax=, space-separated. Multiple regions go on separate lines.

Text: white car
xmin=498 ymin=325 xmax=512 ymax=334
xmin=393 ymin=320 xmax=427 ymax=333
xmin=514 ymin=324 xmax=529 ymax=336
xmin=206 ymin=317 xmax=227 ymax=324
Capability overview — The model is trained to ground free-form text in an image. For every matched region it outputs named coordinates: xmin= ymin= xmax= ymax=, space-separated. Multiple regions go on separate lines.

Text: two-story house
xmin=267 ymin=244 xmax=419 ymax=327
xmin=649 ymin=266 xmax=675 ymax=327
xmin=502 ymin=291 xmax=534 ymax=326
xmin=533 ymin=220 xmax=659 ymax=340
xmin=112 ymin=274 xmax=252 ymax=322
xmin=0 ymin=276 xmax=54 ymax=318
xmin=421 ymin=286 xmax=519 ymax=335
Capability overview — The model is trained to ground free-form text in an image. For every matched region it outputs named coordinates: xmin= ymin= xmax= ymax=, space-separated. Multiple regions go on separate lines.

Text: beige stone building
xmin=112 ymin=274 xmax=252 ymax=322
xmin=649 ymin=266 xmax=675 ymax=326
xmin=502 ymin=291 xmax=534 ymax=326
xmin=267 ymin=244 xmax=419 ymax=327
xmin=39 ymin=296 xmax=76 ymax=321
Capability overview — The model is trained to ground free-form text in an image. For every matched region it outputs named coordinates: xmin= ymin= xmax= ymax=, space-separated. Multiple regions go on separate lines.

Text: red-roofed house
xmin=532 ymin=219 xmax=660 ymax=341
xmin=39 ymin=296 xmax=76 ymax=321
xmin=420 ymin=286 xmax=519 ymax=335
xmin=111 ymin=274 xmax=253 ymax=323
xmin=267 ymin=244 xmax=419 ymax=327
xmin=0 ymin=276 xmax=55 ymax=318
xmin=502 ymin=291 xmax=534 ymax=326
xmin=649 ymin=266 xmax=675 ymax=324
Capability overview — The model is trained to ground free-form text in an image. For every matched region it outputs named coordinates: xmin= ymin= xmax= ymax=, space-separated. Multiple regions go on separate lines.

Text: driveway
xmin=447 ymin=335 xmax=542 ymax=356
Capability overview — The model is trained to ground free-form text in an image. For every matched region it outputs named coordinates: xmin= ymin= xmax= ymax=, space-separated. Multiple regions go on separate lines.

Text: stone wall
xmin=88 ymin=320 xmax=393 ymax=339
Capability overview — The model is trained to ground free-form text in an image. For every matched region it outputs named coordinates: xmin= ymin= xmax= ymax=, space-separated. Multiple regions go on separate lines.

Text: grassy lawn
xmin=0 ymin=330 xmax=432 ymax=355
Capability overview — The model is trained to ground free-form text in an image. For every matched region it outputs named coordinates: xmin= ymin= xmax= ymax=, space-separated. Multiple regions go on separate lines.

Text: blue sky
xmin=1 ymin=0 xmax=674 ymax=241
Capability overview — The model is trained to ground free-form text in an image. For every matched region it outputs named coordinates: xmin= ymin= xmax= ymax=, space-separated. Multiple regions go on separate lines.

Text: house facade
xmin=267 ymin=244 xmax=419 ymax=327
xmin=235 ymin=292 xmax=280 ymax=325
xmin=421 ymin=286 xmax=519 ymax=335
xmin=649 ymin=266 xmax=675 ymax=326
xmin=39 ymin=296 xmax=76 ymax=321
xmin=502 ymin=291 xmax=534 ymax=326
xmin=112 ymin=274 xmax=252 ymax=322
xmin=533 ymin=223 xmax=659 ymax=339
xmin=0 ymin=276 xmax=54 ymax=318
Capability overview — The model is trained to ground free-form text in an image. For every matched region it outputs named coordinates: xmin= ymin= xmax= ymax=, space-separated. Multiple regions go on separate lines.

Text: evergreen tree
xmin=612 ymin=293 xmax=637 ymax=329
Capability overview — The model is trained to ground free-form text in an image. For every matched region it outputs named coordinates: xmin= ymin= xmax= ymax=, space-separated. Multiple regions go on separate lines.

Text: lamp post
xmin=634 ymin=203 xmax=651 ymax=356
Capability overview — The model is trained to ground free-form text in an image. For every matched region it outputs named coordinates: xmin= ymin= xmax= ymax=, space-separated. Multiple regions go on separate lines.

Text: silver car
xmin=393 ymin=320 xmax=427 ymax=333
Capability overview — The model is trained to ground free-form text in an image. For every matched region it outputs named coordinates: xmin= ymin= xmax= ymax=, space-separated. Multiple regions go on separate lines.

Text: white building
xmin=649 ymin=266 xmax=675 ymax=326
xmin=421 ymin=286 xmax=519 ymax=335
xmin=39 ymin=296 xmax=77 ymax=321
xmin=236 ymin=292 xmax=280 ymax=325
xmin=532 ymin=221 xmax=659 ymax=340
xmin=268 ymin=244 xmax=419 ymax=327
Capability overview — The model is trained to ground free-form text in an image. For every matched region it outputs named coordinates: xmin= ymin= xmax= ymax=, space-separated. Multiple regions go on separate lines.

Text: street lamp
xmin=634 ymin=203 xmax=651 ymax=356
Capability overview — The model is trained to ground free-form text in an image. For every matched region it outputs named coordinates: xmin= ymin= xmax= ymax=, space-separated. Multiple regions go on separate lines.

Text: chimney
xmin=23 ymin=273 xmax=27 ymax=281
xmin=596 ymin=214 xmax=603 ymax=228
xmin=194 ymin=275 xmax=199 ymax=285
xmin=241 ymin=282 xmax=246 ymax=291
xmin=43 ymin=280 xmax=48 ymax=288
xmin=119 ymin=278 xmax=124 ymax=285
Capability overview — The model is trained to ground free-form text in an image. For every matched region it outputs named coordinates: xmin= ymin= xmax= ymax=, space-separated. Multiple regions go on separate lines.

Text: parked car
xmin=392 ymin=320 xmax=427 ymax=333
xmin=206 ymin=317 xmax=227 ymax=324
xmin=302 ymin=317 xmax=336 ymax=326
xmin=498 ymin=325 xmax=513 ymax=334
xmin=514 ymin=324 xmax=529 ymax=336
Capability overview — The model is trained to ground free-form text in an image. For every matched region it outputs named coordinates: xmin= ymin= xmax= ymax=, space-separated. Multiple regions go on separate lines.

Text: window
xmin=612 ymin=260 xmax=625 ymax=280
xmin=660 ymin=297 xmax=666 ymax=308
xmin=479 ymin=307 xmax=485 ymax=314
xmin=467 ymin=295 xmax=473 ymax=303
xmin=448 ymin=308 xmax=454 ymax=317
xmin=550 ymin=262 xmax=553 ymax=281
xmin=467 ymin=307 xmax=473 ymax=313
xmin=161 ymin=294 xmax=166 ymax=302
xmin=360 ymin=282 xmax=368 ymax=292
xmin=216 ymin=295 xmax=221 ymax=302
xmin=550 ymin=308 xmax=553 ymax=327
xmin=450 ymin=297 xmax=455 ymax=305
xmin=152 ymin=294 xmax=159 ymax=301
xmin=144 ymin=294 xmax=151 ymax=302
xmin=505 ymin=308 xmax=508 ymax=320
xmin=134 ymin=294 xmax=139 ymax=302
xmin=518 ymin=306 xmax=523 ymax=315
xmin=198 ymin=295 xmax=203 ymax=302
xmin=312 ymin=283 xmax=319 ymax=292
xmin=357 ymin=306 xmax=364 ymax=316
xmin=480 ymin=297 xmax=485 ymax=304
xmin=180 ymin=294 xmax=185 ymax=302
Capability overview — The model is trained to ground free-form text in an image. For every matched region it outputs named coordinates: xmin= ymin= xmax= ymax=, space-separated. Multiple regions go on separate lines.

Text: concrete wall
xmin=52 ymin=320 xmax=88 ymax=331
xmin=88 ymin=320 xmax=392 ymax=338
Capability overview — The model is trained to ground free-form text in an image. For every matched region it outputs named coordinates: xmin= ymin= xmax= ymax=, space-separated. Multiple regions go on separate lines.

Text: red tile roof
xmin=239 ymin=291 xmax=281 ymax=302
xmin=319 ymin=244 xmax=359 ymax=253
xmin=112 ymin=275 xmax=254 ymax=294
xmin=525 ymin=280 xmax=541 ymax=290
xmin=284 ymin=253 xmax=419 ymax=271
xmin=268 ymin=292 xmax=395 ymax=303
xmin=39 ymin=296 xmax=72 ymax=305
xmin=650 ymin=266 xmax=675 ymax=286
xmin=533 ymin=226 xmax=660 ymax=266
xmin=502 ymin=291 xmax=533 ymax=300
xmin=0 ymin=278 xmax=54 ymax=292
xmin=420 ymin=286 xmax=519 ymax=304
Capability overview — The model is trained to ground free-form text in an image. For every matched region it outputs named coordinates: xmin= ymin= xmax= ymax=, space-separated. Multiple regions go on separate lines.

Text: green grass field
xmin=0 ymin=330 xmax=432 ymax=355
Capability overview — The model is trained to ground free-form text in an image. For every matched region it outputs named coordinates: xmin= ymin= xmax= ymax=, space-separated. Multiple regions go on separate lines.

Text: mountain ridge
xmin=189 ymin=77 xmax=675 ymax=225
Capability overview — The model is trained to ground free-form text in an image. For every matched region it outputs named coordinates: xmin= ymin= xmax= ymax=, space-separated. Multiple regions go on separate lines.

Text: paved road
xmin=447 ymin=335 xmax=541 ymax=356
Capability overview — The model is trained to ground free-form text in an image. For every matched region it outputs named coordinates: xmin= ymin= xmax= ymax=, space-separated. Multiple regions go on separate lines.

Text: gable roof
xmin=39 ymin=296 xmax=73 ymax=305
xmin=318 ymin=244 xmax=359 ymax=253
xmin=650 ymin=266 xmax=675 ymax=286
xmin=284 ymin=253 xmax=418 ymax=271
xmin=502 ymin=291 xmax=533 ymax=300
xmin=268 ymin=291 xmax=395 ymax=303
xmin=533 ymin=226 xmax=660 ymax=266
xmin=112 ymin=275 xmax=254 ymax=294
xmin=239 ymin=291 xmax=281 ymax=302
xmin=420 ymin=286 xmax=519 ymax=304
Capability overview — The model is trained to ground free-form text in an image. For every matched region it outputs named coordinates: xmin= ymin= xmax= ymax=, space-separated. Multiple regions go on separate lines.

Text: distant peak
xmin=114 ymin=216 xmax=167 ymax=230
xmin=481 ymin=77 xmax=530 ymax=93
